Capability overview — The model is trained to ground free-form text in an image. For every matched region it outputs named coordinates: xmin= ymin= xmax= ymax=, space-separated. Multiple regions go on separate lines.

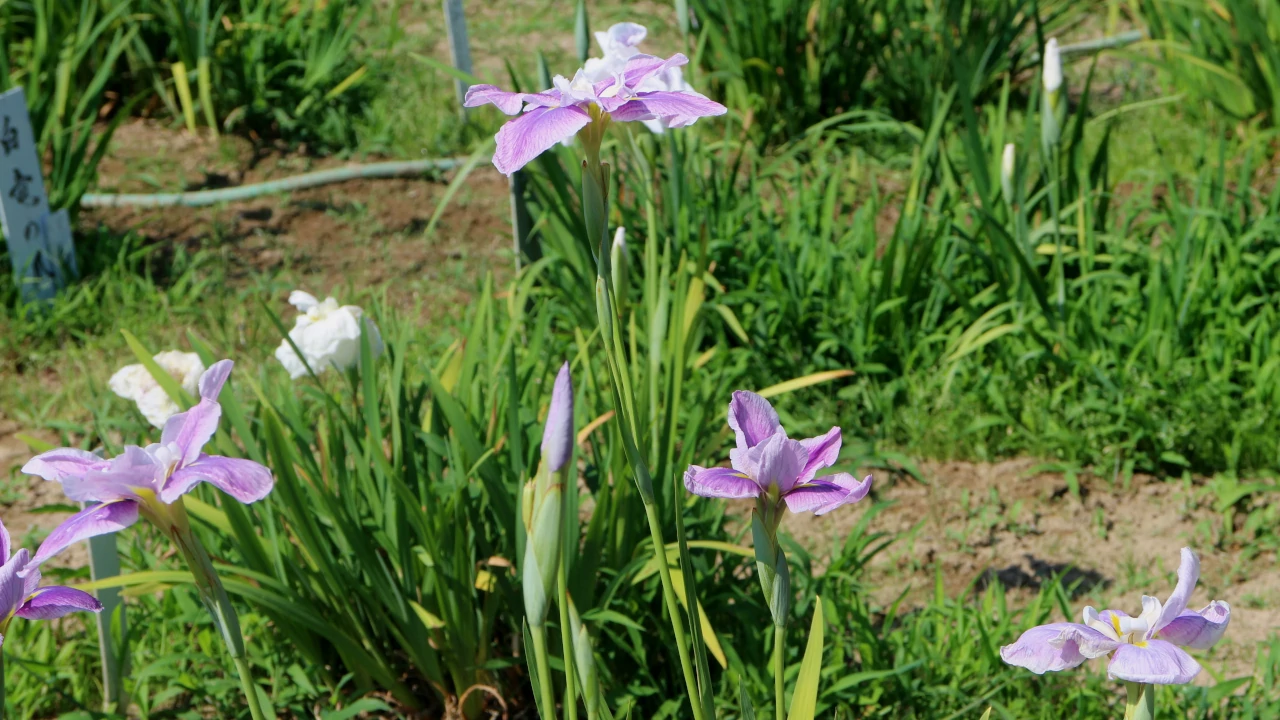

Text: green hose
xmin=79 ymin=157 xmax=479 ymax=208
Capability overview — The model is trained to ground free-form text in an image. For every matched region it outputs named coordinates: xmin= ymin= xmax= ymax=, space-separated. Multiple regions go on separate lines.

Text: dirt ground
xmin=778 ymin=458 xmax=1277 ymax=682
xmin=85 ymin=121 xmax=514 ymax=317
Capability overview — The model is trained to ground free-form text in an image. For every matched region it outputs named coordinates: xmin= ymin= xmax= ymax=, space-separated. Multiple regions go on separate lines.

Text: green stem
xmin=1 ymin=642 xmax=6 ymax=720
xmin=557 ymin=566 xmax=578 ymax=720
xmin=530 ymin=624 xmax=558 ymax=719
xmin=165 ymin=503 xmax=271 ymax=720
xmin=644 ymin=502 xmax=707 ymax=720
xmin=1124 ymin=682 xmax=1154 ymax=720
xmin=773 ymin=624 xmax=785 ymax=720
xmin=233 ymin=655 xmax=270 ymax=720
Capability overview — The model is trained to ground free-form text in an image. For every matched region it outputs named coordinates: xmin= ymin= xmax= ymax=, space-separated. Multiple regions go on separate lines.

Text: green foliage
xmin=0 ymin=0 xmax=133 ymax=214
xmin=1139 ymin=0 xmax=1280 ymax=125
xmin=691 ymin=0 xmax=1089 ymax=142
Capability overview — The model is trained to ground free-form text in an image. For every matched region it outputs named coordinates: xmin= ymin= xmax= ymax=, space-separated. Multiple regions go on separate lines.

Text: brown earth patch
xmin=772 ymin=458 xmax=1278 ymax=684
xmin=83 ymin=120 xmax=514 ymax=318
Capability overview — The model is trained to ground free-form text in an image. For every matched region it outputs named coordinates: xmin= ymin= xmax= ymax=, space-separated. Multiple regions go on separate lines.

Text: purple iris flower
xmin=683 ymin=391 xmax=872 ymax=515
xmin=464 ymin=50 xmax=726 ymax=175
xmin=1001 ymin=547 xmax=1230 ymax=684
xmin=21 ymin=360 xmax=274 ymax=561
xmin=0 ymin=515 xmax=102 ymax=645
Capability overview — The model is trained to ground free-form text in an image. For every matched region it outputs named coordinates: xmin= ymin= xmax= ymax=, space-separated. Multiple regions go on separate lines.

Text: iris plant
xmin=1002 ymin=547 xmax=1229 ymax=719
xmin=685 ymin=390 xmax=871 ymax=720
xmin=0 ymin=515 xmax=103 ymax=716
xmin=23 ymin=360 xmax=275 ymax=720
xmin=470 ymin=22 xmax=727 ymax=720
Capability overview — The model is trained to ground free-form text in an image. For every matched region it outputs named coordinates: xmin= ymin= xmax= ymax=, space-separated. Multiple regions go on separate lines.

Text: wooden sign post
xmin=0 ymin=87 xmax=76 ymax=302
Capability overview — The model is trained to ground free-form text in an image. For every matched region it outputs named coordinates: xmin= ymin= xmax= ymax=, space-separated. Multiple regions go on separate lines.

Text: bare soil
xmin=84 ymin=120 xmax=514 ymax=317
xmin=776 ymin=458 xmax=1278 ymax=682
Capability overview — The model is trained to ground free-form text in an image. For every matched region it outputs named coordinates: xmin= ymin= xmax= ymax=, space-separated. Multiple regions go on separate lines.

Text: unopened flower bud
xmin=1041 ymin=39 xmax=1064 ymax=151
xmin=541 ymin=363 xmax=574 ymax=474
xmin=611 ymin=227 xmax=629 ymax=317
xmin=1042 ymin=38 xmax=1062 ymax=95
xmin=1001 ymin=144 xmax=1016 ymax=206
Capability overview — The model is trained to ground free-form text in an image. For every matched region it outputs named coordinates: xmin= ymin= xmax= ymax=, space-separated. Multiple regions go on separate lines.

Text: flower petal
xmin=16 ymin=585 xmax=102 ymax=620
xmin=754 ymin=433 xmax=807 ymax=494
xmin=1151 ymin=547 xmax=1199 ymax=637
xmin=727 ymin=391 xmax=782 ymax=450
xmin=0 ymin=549 xmax=30 ymax=619
xmin=784 ymin=473 xmax=872 ymax=515
xmin=22 ymin=448 xmax=109 ymax=484
xmin=198 ymin=359 xmax=234 ymax=402
xmin=28 ymin=501 xmax=138 ymax=569
xmin=0 ymin=515 xmax=9 ymax=564
xmin=1108 ymin=640 xmax=1201 ymax=685
xmin=611 ymin=53 xmax=689 ymax=94
xmin=797 ymin=427 xmax=842 ymax=484
xmin=160 ymin=400 xmax=222 ymax=467
xmin=683 ymin=465 xmax=760 ymax=500
xmin=1000 ymin=623 xmax=1119 ymax=674
xmin=609 ymin=91 xmax=727 ymax=127
xmin=541 ymin=363 xmax=574 ymax=473
xmin=493 ymin=105 xmax=592 ymax=176
xmin=464 ymin=84 xmax=530 ymax=115
xmin=162 ymin=455 xmax=274 ymax=505
xmin=601 ymin=22 xmax=646 ymax=50
xmin=60 ymin=446 xmax=162 ymax=504
xmin=288 ymin=290 xmax=320 ymax=311
xmin=1156 ymin=602 xmax=1230 ymax=650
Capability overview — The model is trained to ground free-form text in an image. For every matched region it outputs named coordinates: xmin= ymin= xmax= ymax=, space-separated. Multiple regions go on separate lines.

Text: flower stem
xmin=644 ymin=502 xmax=707 ymax=720
xmin=1124 ymin=682 xmax=1154 ymax=720
xmin=530 ymin=624 xmax=558 ymax=719
xmin=233 ymin=655 xmax=270 ymax=720
xmin=1 ymin=643 xmax=6 ymax=720
xmin=166 ymin=502 xmax=272 ymax=720
xmin=557 ymin=565 xmax=578 ymax=720
xmin=773 ymin=624 xmax=785 ymax=720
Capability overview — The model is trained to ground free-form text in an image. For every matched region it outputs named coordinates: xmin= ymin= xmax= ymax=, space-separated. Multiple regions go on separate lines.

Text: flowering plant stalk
xmin=23 ymin=360 xmax=275 ymax=720
xmin=467 ymin=26 xmax=725 ymax=720
xmin=685 ymin=391 xmax=870 ymax=719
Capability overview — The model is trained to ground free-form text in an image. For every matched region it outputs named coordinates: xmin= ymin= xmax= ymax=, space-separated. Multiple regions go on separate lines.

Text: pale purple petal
xmin=1151 ymin=548 xmax=1199 ymax=636
xmin=1157 ymin=602 xmax=1230 ymax=650
xmin=753 ymin=433 xmax=807 ymax=494
xmin=607 ymin=53 xmax=688 ymax=94
xmin=684 ymin=465 xmax=760 ymax=500
xmin=1107 ymin=640 xmax=1201 ymax=685
xmin=727 ymin=391 xmax=782 ymax=450
xmin=15 ymin=585 xmax=102 ymax=620
xmin=22 ymin=448 xmax=109 ymax=483
xmin=792 ymin=473 xmax=872 ymax=516
xmin=492 ymin=105 xmax=592 ymax=176
xmin=162 ymin=455 xmax=274 ymax=505
xmin=21 ymin=564 xmax=41 ymax=597
xmin=603 ymin=22 xmax=646 ymax=49
xmin=0 ymin=515 xmax=9 ymax=564
xmin=1000 ymin=623 xmax=1119 ymax=674
xmin=782 ymin=479 xmax=851 ymax=514
xmin=797 ymin=427 xmax=842 ymax=484
xmin=27 ymin=501 xmax=139 ymax=569
xmin=463 ymin=84 xmax=529 ymax=115
xmin=198 ymin=360 xmax=234 ymax=401
xmin=609 ymin=91 xmax=727 ymax=127
xmin=61 ymin=446 xmax=163 ymax=504
xmin=0 ymin=549 xmax=31 ymax=619
xmin=160 ymin=400 xmax=221 ymax=467
xmin=541 ymin=363 xmax=574 ymax=473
